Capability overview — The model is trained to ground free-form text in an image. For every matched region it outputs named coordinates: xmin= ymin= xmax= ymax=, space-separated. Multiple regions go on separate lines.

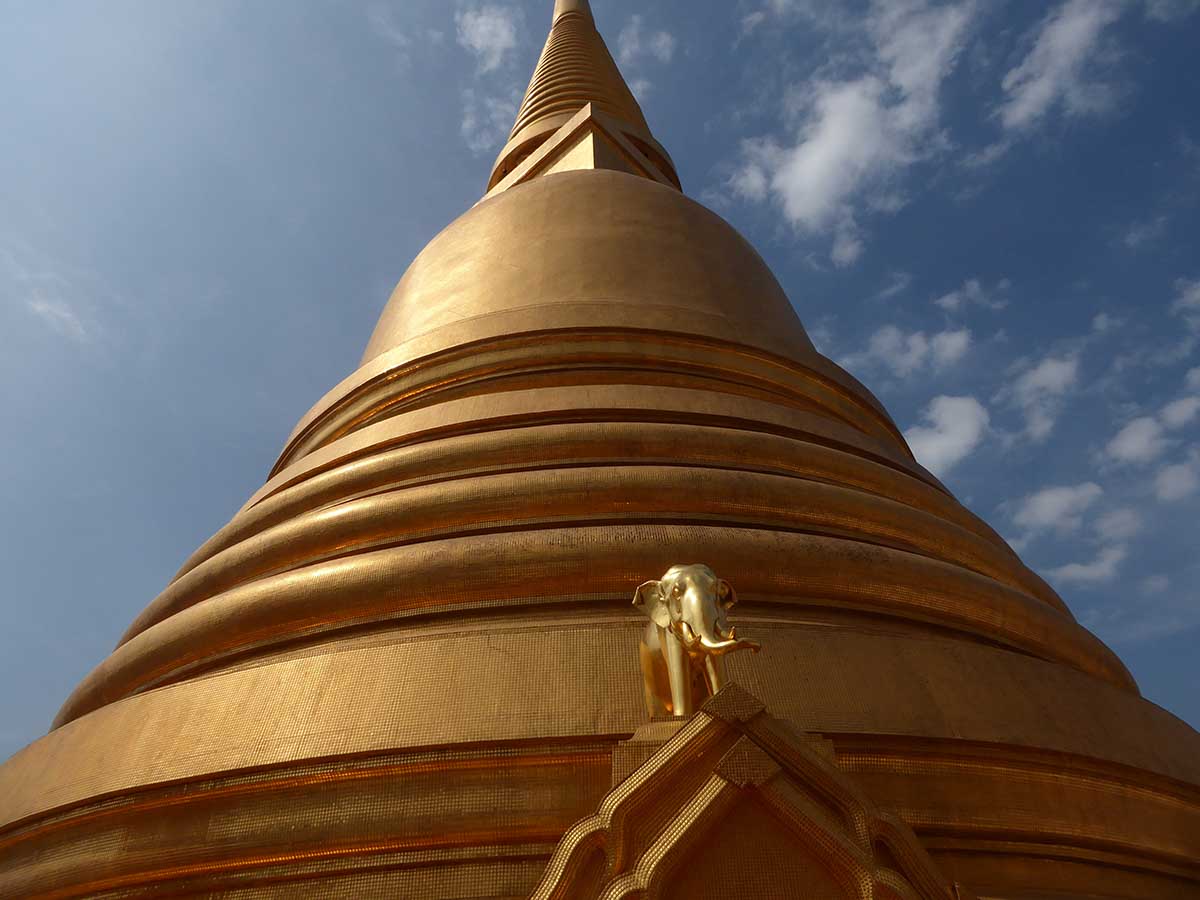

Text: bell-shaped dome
xmin=363 ymin=171 xmax=815 ymax=367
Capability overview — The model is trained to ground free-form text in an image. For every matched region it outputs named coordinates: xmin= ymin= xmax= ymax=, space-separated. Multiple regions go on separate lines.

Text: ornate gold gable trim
xmin=531 ymin=684 xmax=976 ymax=900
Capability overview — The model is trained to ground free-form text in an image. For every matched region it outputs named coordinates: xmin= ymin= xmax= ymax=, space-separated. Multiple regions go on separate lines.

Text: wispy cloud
xmin=26 ymin=298 xmax=89 ymax=342
xmin=1141 ymin=574 xmax=1170 ymax=594
xmin=933 ymin=276 xmax=1010 ymax=312
xmin=367 ymin=3 xmax=411 ymax=53
xmin=1106 ymin=415 xmax=1172 ymax=464
xmin=618 ymin=15 xmax=676 ymax=66
xmin=455 ymin=4 xmax=521 ymax=73
xmin=1094 ymin=507 xmax=1144 ymax=542
xmin=1049 ymin=544 xmax=1127 ymax=585
xmin=1143 ymin=0 xmax=1200 ymax=22
xmin=740 ymin=0 xmax=852 ymax=35
xmin=1122 ymin=215 xmax=1169 ymax=249
xmin=997 ymin=0 xmax=1125 ymax=133
xmin=1162 ymin=396 xmax=1200 ymax=428
xmin=1011 ymin=486 xmax=1138 ymax=588
xmin=971 ymin=0 xmax=1195 ymax=165
xmin=454 ymin=4 xmax=524 ymax=156
xmin=1171 ymin=276 xmax=1200 ymax=331
xmin=1104 ymin=391 xmax=1198 ymax=465
xmin=1155 ymin=454 xmax=1200 ymax=501
xmin=841 ymin=324 xmax=971 ymax=378
xmin=903 ymin=394 xmax=990 ymax=476
xmin=968 ymin=0 xmax=1127 ymax=163
xmin=459 ymin=87 xmax=519 ymax=155
xmin=1009 ymin=481 xmax=1103 ymax=534
xmin=874 ymin=270 xmax=912 ymax=301
xmin=730 ymin=0 xmax=977 ymax=264
xmin=2 ymin=240 xmax=101 ymax=345
xmin=996 ymin=353 xmax=1080 ymax=441
xmin=614 ymin=15 xmax=676 ymax=99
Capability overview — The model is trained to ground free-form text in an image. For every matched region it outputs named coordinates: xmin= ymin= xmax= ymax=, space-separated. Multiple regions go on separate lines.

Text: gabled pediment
xmin=483 ymin=103 xmax=679 ymax=201
xmin=532 ymin=685 xmax=976 ymax=900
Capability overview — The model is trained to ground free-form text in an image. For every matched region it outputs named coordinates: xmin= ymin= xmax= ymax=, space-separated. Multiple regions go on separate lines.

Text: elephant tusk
xmin=677 ymin=621 xmax=699 ymax=647
xmin=699 ymin=635 xmax=762 ymax=655
xmin=698 ymin=635 xmax=741 ymax=652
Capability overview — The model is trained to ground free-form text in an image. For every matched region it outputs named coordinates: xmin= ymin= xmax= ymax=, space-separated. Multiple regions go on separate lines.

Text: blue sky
xmin=1 ymin=0 xmax=1198 ymax=759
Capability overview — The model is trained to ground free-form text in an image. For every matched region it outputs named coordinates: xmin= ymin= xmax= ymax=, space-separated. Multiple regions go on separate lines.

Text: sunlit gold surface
xmin=2 ymin=0 xmax=1200 ymax=897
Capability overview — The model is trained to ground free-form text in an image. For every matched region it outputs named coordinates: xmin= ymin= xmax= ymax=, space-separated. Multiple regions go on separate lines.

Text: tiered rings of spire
xmin=489 ymin=0 xmax=678 ymax=190
xmin=1 ymin=2 xmax=1199 ymax=898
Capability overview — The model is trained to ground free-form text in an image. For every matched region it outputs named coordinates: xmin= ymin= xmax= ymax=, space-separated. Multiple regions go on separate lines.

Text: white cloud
xmin=729 ymin=162 xmax=768 ymax=202
xmin=831 ymin=223 xmax=864 ymax=267
xmin=618 ymin=15 xmax=676 ymax=65
xmin=997 ymin=0 xmax=1125 ymax=133
xmin=1094 ymin=508 xmax=1143 ymax=542
xmin=742 ymin=0 xmax=846 ymax=32
xmin=1011 ymin=482 xmax=1103 ymax=534
xmin=1155 ymin=458 xmax=1199 ymax=501
xmin=452 ymin=4 xmax=523 ymax=155
xmin=1048 ymin=545 xmax=1127 ymax=585
xmin=903 ymin=395 xmax=990 ymax=477
xmin=2 ymin=239 xmax=116 ymax=345
xmin=367 ymin=3 xmax=411 ymax=52
xmin=456 ymin=4 xmax=520 ymax=73
xmin=1122 ymin=215 xmax=1168 ymax=249
xmin=1111 ymin=335 xmax=1197 ymax=372
xmin=459 ymin=87 xmax=519 ymax=155
xmin=650 ymin=32 xmax=676 ymax=63
xmin=998 ymin=354 xmax=1079 ymax=441
xmin=807 ymin=315 xmax=837 ymax=355
xmin=846 ymin=326 xmax=929 ymax=378
xmin=1092 ymin=312 xmax=1120 ymax=332
xmin=741 ymin=10 xmax=769 ymax=34
xmin=1162 ymin=396 xmax=1200 ymax=429
xmin=1106 ymin=416 xmax=1170 ymax=464
xmin=932 ymin=328 xmax=971 ymax=366
xmin=1144 ymin=0 xmax=1200 ymax=21
xmin=963 ymin=140 xmax=1013 ymax=168
xmin=731 ymin=0 xmax=976 ymax=264
xmin=841 ymin=325 xmax=971 ymax=378
xmin=1103 ymin=392 xmax=1197 ymax=468
xmin=1015 ymin=354 xmax=1079 ymax=399
xmin=1171 ymin=277 xmax=1200 ymax=331
xmin=933 ymin=277 xmax=1010 ymax=312
xmin=875 ymin=270 xmax=912 ymax=300
xmin=1141 ymin=574 xmax=1170 ymax=594
xmin=734 ymin=78 xmax=892 ymax=233
xmin=26 ymin=297 xmax=90 ymax=343
xmin=628 ymin=78 xmax=653 ymax=101
xmin=1187 ymin=367 xmax=1200 ymax=391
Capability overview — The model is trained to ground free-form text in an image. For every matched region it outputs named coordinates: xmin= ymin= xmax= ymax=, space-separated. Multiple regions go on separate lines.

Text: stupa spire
xmin=553 ymin=0 xmax=593 ymax=21
xmin=485 ymin=0 xmax=680 ymax=193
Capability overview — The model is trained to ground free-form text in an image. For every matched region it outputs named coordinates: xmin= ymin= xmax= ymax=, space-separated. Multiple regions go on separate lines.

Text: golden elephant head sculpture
xmin=633 ymin=564 xmax=760 ymax=717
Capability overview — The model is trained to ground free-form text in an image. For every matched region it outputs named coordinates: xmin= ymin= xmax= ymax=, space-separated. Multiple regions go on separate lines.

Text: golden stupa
xmin=3 ymin=2 xmax=1199 ymax=897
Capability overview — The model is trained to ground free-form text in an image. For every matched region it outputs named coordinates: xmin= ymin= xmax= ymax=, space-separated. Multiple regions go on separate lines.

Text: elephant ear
xmin=717 ymin=579 xmax=737 ymax=609
xmin=633 ymin=580 xmax=671 ymax=628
